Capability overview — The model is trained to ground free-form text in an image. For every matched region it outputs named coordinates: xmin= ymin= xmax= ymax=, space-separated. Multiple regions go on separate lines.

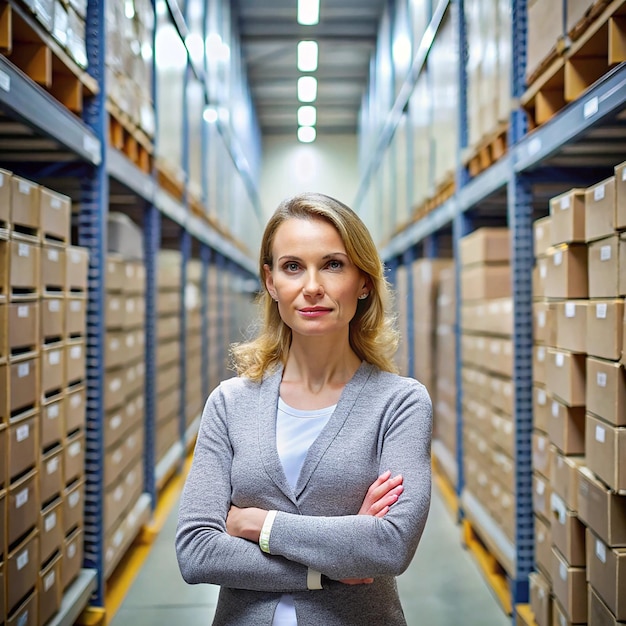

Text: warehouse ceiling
xmin=234 ymin=0 xmax=386 ymax=137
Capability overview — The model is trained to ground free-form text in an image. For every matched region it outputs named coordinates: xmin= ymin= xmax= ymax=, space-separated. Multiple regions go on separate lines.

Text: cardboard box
xmin=106 ymin=293 xmax=124 ymax=330
xmin=10 ymin=176 xmax=40 ymax=235
xmin=545 ymin=245 xmax=588 ymax=299
xmin=7 ymin=590 xmax=38 ymax=626
xmin=550 ymin=493 xmax=586 ymax=566
xmin=65 ymin=246 xmax=88 ymax=292
xmin=157 ymin=290 xmax=181 ymax=316
xmin=586 ymin=176 xmax=616 ymax=242
xmin=587 ymin=529 xmax=626 ymax=621
xmin=38 ymin=555 xmax=62 ymax=626
xmin=40 ymin=245 xmax=65 ymax=293
xmin=62 ymin=479 xmax=83 ymax=536
xmin=533 ymin=256 xmax=549 ymax=299
xmin=40 ymin=187 xmax=70 ymax=244
xmin=8 ymin=469 xmax=38 ymax=547
xmin=40 ymin=447 xmax=63 ymax=507
xmin=621 ymin=234 xmax=626 ymax=297
xmin=534 ymin=345 xmax=548 ymax=385
xmin=534 ymin=472 xmax=551 ymax=520
xmin=41 ymin=396 xmax=63 ymax=451
xmin=534 ymin=386 xmax=550 ymax=433
xmin=527 ymin=0 xmax=564 ymax=80
xmin=546 ymin=348 xmax=586 ymax=407
xmin=529 ymin=570 xmax=552 ymax=626
xmin=0 ymin=488 xmax=6 ymax=557
xmin=533 ymin=215 xmax=552 ymax=258
xmin=588 ymin=235 xmax=621 ymax=298
xmin=551 ymin=450 xmax=584 ymax=512
xmin=63 ymin=429 xmax=84 ymax=486
xmin=548 ymin=397 xmax=585 ymax=454
xmin=0 ymin=424 xmax=6 ymax=489
xmin=554 ymin=300 xmax=587 ymax=353
xmin=4 ymin=301 xmax=39 ymax=354
xmin=587 ymin=300 xmax=624 ymax=361
xmin=41 ymin=297 xmax=64 ymax=341
xmin=106 ymin=253 xmax=125 ymax=292
xmin=0 ymin=560 xmax=4 ymax=620
xmin=461 ymin=264 xmax=511 ymax=301
xmin=65 ymin=385 xmax=85 ymax=434
xmin=61 ymin=527 xmax=82 ymax=590
xmin=41 ymin=343 xmax=65 ymax=398
xmin=552 ymin=598 xmax=576 ymax=626
xmin=65 ymin=339 xmax=85 ymax=386
xmin=551 ymin=546 xmax=587 ymax=623
xmin=616 ymin=160 xmax=626 ymax=230
xmin=460 ymin=228 xmax=510 ymax=267
xmin=66 ymin=296 xmax=87 ymax=337
xmin=0 ymin=168 xmax=11 ymax=227
xmin=586 ymin=413 xmax=626 ymax=493
xmin=105 ymin=330 xmax=126 ymax=369
xmin=578 ymin=465 xmax=626 ymax=546
xmin=586 ymin=358 xmax=626 ymax=426
xmin=123 ymin=261 xmax=145 ymax=295
xmin=9 ymin=355 xmax=38 ymax=414
xmin=10 ymin=239 xmax=40 ymax=294
xmin=124 ymin=295 xmax=144 ymax=329
xmin=534 ymin=301 xmax=555 ymax=345
xmin=589 ymin=584 xmax=624 ymax=626
xmin=8 ymin=411 xmax=37 ymax=481
xmin=39 ymin=499 xmax=63 ymax=566
xmin=550 ymin=188 xmax=586 ymax=245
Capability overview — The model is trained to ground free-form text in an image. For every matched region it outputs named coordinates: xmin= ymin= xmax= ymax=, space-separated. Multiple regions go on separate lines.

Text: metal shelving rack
xmin=357 ymin=0 xmax=626 ymax=617
xmin=0 ymin=0 xmax=259 ymax=619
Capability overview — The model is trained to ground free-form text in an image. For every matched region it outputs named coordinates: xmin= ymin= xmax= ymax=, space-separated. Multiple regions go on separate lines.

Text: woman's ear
xmin=263 ymin=264 xmax=276 ymax=299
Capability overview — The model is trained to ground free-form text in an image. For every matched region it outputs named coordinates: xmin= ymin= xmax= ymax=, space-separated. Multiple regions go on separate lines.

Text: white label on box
xmin=565 ymin=302 xmax=576 ymax=318
xmin=68 ymin=542 xmax=76 ymax=558
xmin=114 ymin=485 xmax=124 ymax=502
xmin=554 ymin=251 xmax=563 ymax=266
xmin=537 ymin=311 xmax=546 ymax=327
xmin=49 ymin=350 xmax=61 ymax=365
xmin=69 ymin=440 xmax=81 ymax=457
xmin=16 ymin=488 xmax=28 ymax=508
xmin=127 ymin=299 xmax=135 ymax=313
xmin=48 ymin=300 xmax=60 ymax=312
xmin=555 ymin=352 xmax=564 ymax=367
xmin=597 ymin=372 xmax=607 ymax=387
xmin=17 ymin=305 xmax=29 ymax=318
xmin=0 ymin=69 xmax=10 ymax=91
xmin=538 ymin=346 xmax=546 ymax=362
xmin=537 ymin=480 xmax=545 ymax=495
xmin=560 ymin=196 xmax=571 ymax=210
xmin=16 ymin=423 xmax=29 ymax=442
xmin=595 ymin=539 xmax=607 ymax=563
xmin=44 ymin=570 xmax=56 ymax=591
xmin=48 ymin=248 xmax=59 ymax=262
xmin=596 ymin=303 xmax=607 ymax=319
xmin=113 ymin=449 xmax=123 ymax=464
xmin=551 ymin=494 xmax=566 ymax=524
xmin=596 ymin=424 xmax=606 ymax=443
xmin=44 ymin=511 xmax=57 ymax=532
xmin=18 ymin=243 xmax=30 ymax=257
xmin=0 ymin=173 xmax=3 ymax=186
xmin=70 ymin=300 xmax=81 ymax=312
xmin=600 ymin=245 xmax=612 ymax=261
xmin=110 ymin=378 xmax=121 ymax=393
xmin=623 ymin=167 xmax=626 ymax=181
xmin=51 ymin=197 xmax=61 ymax=209
xmin=584 ymin=96 xmax=599 ymax=119
xmin=18 ymin=362 xmax=30 ymax=378
xmin=70 ymin=250 xmax=81 ymax=263
xmin=110 ymin=298 xmax=120 ymax=311
xmin=559 ymin=562 xmax=567 ymax=581
xmin=594 ymin=184 xmax=606 ymax=201
xmin=47 ymin=457 xmax=59 ymax=474
xmin=537 ymin=389 xmax=546 ymax=405
xmin=17 ymin=549 xmax=29 ymax=570
xmin=110 ymin=338 xmax=120 ymax=350
xmin=111 ymin=414 xmax=122 ymax=430
xmin=559 ymin=614 xmax=566 ymax=626
xmin=70 ymin=345 xmax=82 ymax=359
xmin=552 ymin=401 xmax=559 ymax=418
xmin=18 ymin=181 xmax=31 ymax=195
xmin=540 ymin=263 xmax=547 ymax=279
xmin=47 ymin=403 xmax=59 ymax=419
xmin=69 ymin=490 xmax=80 ymax=508
xmin=114 ymin=528 xmax=124 ymax=548
xmin=70 ymin=393 xmax=81 ymax=409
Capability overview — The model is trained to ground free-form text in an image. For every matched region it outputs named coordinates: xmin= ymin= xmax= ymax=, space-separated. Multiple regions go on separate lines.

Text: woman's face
xmin=264 ymin=217 xmax=368 ymax=340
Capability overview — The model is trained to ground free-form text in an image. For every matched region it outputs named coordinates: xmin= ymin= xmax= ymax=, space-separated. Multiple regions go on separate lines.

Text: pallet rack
xmin=354 ymin=0 xmax=626 ymax=618
xmin=0 ymin=0 xmax=259 ymax=620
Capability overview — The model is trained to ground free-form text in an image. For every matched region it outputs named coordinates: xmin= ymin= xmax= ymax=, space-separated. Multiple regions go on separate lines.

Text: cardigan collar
xmin=258 ymin=361 xmax=375 ymax=503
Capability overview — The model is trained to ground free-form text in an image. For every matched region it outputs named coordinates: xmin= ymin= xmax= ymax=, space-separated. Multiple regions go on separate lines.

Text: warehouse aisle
xmin=109 ymin=478 xmax=510 ymax=626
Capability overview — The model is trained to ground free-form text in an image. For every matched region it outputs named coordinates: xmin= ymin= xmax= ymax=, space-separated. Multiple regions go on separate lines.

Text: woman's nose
xmin=302 ymin=271 xmax=324 ymax=296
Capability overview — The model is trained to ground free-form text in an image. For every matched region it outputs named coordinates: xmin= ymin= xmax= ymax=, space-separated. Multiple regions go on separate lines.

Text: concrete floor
xmin=110 ymin=483 xmax=511 ymax=626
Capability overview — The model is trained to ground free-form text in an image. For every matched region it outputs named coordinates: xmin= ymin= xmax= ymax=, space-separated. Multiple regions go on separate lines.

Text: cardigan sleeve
xmin=175 ymin=385 xmax=313 ymax=592
xmin=265 ymin=380 xmax=432 ymax=581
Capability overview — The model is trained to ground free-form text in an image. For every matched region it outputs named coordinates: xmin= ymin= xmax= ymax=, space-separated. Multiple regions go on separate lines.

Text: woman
xmin=176 ymin=192 xmax=432 ymax=625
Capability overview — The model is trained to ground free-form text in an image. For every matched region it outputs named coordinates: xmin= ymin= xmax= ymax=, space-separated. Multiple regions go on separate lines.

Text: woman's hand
xmin=226 ymin=505 xmax=268 ymax=543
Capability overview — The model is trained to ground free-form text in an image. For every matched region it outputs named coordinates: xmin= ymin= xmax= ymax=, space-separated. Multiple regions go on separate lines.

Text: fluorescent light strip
xmin=297 ymin=41 xmax=318 ymax=72
xmin=298 ymin=126 xmax=316 ymax=143
xmin=297 ymin=0 xmax=319 ymax=25
xmin=297 ymin=105 xmax=316 ymax=126
xmin=297 ymin=76 xmax=317 ymax=102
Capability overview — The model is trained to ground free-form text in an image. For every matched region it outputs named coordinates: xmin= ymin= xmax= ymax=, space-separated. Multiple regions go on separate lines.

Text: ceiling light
xmin=297 ymin=0 xmax=319 ymax=25
xmin=297 ymin=41 xmax=318 ymax=72
xmin=297 ymin=105 xmax=316 ymax=126
xmin=203 ymin=107 xmax=218 ymax=123
xmin=298 ymin=126 xmax=316 ymax=143
xmin=297 ymin=76 xmax=317 ymax=102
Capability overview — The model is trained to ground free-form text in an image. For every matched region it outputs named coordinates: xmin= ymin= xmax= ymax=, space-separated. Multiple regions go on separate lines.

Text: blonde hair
xmin=231 ymin=192 xmax=399 ymax=380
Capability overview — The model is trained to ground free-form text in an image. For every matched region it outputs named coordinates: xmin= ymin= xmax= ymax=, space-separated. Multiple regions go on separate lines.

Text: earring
xmin=358 ymin=293 xmax=368 ymax=300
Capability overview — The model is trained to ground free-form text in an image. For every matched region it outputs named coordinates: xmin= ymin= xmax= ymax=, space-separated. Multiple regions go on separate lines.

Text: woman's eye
xmin=328 ymin=260 xmax=342 ymax=270
xmin=285 ymin=262 xmax=299 ymax=272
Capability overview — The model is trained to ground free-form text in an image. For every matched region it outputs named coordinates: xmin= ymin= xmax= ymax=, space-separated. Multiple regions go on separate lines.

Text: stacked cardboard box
xmin=1 ymin=170 xmax=89 ymax=624
xmin=206 ymin=262 xmax=223 ymax=392
xmin=394 ymin=265 xmax=409 ymax=376
xmin=185 ymin=259 xmax=204 ymax=431
xmin=433 ymin=267 xmax=457 ymax=486
xmin=156 ymin=250 xmax=181 ymax=465
xmin=459 ymin=227 xmax=516 ymax=554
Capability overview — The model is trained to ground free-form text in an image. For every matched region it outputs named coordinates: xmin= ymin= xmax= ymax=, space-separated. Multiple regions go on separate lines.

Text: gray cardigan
xmin=176 ymin=361 xmax=432 ymax=625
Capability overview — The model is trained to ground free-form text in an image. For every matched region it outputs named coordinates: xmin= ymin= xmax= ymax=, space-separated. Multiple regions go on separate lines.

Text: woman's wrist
xmin=259 ymin=510 xmax=277 ymax=553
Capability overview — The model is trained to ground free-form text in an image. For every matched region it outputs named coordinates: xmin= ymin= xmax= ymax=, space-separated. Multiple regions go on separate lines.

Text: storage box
xmin=63 ymin=430 xmax=84 ymax=486
xmin=555 ymin=300 xmax=588 ymax=354
xmin=461 ymin=264 xmax=511 ymax=301
xmin=10 ymin=176 xmax=40 ymax=236
xmin=550 ymin=493 xmax=586 ymax=566
xmin=41 ymin=343 xmax=65 ymax=398
xmin=0 ymin=168 xmax=11 ymax=228
xmin=534 ymin=301 xmax=555 ymax=345
xmin=0 ymin=424 xmax=6 ymax=488
xmin=4 ymin=301 xmax=39 ymax=354
xmin=460 ymin=227 xmax=510 ymax=267
xmin=39 ymin=498 xmax=63 ymax=565
xmin=616 ymin=160 xmax=626 ymax=230
xmin=9 ymin=356 xmax=39 ymax=415
xmin=551 ymin=450 xmax=583 ymax=512
xmin=529 ymin=570 xmax=552 ymax=626
xmin=65 ymin=246 xmax=89 ymax=292
xmin=545 ymin=245 xmax=588 ymax=299
xmin=534 ymin=472 xmax=551 ymax=520
xmin=65 ymin=385 xmax=85 ymax=434
xmin=38 ymin=554 xmax=62 ymax=625
xmin=65 ymin=339 xmax=86 ymax=386
xmin=0 ymin=488 xmax=6 ymax=557
xmin=40 ymin=187 xmax=70 ymax=245
xmin=548 ymin=397 xmax=585 ymax=455
xmin=66 ymin=296 xmax=87 ymax=337
xmin=533 ymin=257 xmax=549 ymax=299
xmin=587 ymin=300 xmax=624 ymax=361
xmin=550 ymin=188 xmax=586 ymax=245
xmin=578 ymin=465 xmax=626 ymax=546
xmin=546 ymin=349 xmax=586 ymax=407
xmin=40 ymin=447 xmax=63 ymax=507
xmin=10 ymin=239 xmax=40 ymax=295
xmin=8 ymin=411 xmax=37 ymax=481
xmin=0 ymin=560 xmax=4 ymax=620
xmin=585 ymin=413 xmax=626 ymax=493
xmin=588 ymin=235 xmax=621 ymax=298
xmin=587 ymin=529 xmax=626 ymax=620
xmin=41 ymin=396 xmax=63 ymax=451
xmin=62 ymin=479 xmax=83 ymax=536
xmin=534 ymin=345 xmax=548 ymax=385
xmin=61 ymin=527 xmax=82 ymax=590
xmin=40 ymin=245 xmax=65 ymax=293
xmin=586 ymin=358 xmax=626 ymax=426
xmin=105 ymin=293 xmax=124 ymax=330
xmin=123 ymin=261 xmax=145 ymax=294
xmin=41 ymin=297 xmax=63 ymax=341
xmin=6 ymin=589 xmax=37 ymax=626
xmin=589 ymin=585 xmax=624 ymax=626
xmin=526 ymin=0 xmax=564 ymax=80
xmin=586 ymin=176 xmax=616 ymax=242
xmin=551 ymin=546 xmax=587 ymax=623
xmin=534 ymin=386 xmax=550 ymax=433
xmin=8 ymin=469 xmax=38 ymax=547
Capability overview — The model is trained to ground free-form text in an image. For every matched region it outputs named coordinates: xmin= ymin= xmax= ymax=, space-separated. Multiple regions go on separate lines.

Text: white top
xmin=272 ymin=397 xmax=335 ymax=626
